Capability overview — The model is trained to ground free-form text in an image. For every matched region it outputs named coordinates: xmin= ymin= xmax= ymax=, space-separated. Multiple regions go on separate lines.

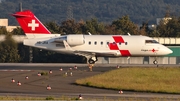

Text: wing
xmin=51 ymin=38 xmax=117 ymax=57
xmin=74 ymin=50 xmax=117 ymax=58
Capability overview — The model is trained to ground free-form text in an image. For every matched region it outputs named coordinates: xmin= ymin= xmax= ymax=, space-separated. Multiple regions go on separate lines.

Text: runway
xmin=0 ymin=63 xmax=180 ymax=100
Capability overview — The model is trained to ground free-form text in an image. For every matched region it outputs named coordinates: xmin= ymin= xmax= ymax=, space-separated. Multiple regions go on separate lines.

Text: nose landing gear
xmin=153 ymin=53 xmax=158 ymax=66
xmin=153 ymin=60 xmax=158 ymax=65
xmin=153 ymin=56 xmax=159 ymax=67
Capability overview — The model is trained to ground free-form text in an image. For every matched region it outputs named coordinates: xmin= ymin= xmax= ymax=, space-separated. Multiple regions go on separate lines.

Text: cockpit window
xmin=145 ymin=40 xmax=159 ymax=44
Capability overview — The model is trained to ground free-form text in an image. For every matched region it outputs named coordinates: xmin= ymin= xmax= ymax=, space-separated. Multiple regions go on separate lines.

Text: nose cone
xmin=157 ymin=45 xmax=173 ymax=56
xmin=163 ymin=47 xmax=173 ymax=55
xmin=166 ymin=48 xmax=173 ymax=54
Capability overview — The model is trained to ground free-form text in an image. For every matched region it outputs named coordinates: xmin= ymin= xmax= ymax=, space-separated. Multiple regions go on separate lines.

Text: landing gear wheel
xmin=153 ymin=60 xmax=158 ymax=65
xmin=88 ymin=59 xmax=95 ymax=64
xmin=88 ymin=57 xmax=98 ymax=64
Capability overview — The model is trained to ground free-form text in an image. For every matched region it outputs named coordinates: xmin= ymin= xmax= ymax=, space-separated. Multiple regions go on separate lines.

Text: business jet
xmin=12 ymin=10 xmax=172 ymax=65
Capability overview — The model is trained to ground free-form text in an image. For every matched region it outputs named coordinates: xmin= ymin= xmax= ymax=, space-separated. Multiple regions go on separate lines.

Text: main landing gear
xmin=88 ymin=57 xmax=98 ymax=71
xmin=88 ymin=57 xmax=98 ymax=64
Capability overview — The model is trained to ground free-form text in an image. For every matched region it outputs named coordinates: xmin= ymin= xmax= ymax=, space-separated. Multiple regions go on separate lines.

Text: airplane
xmin=12 ymin=10 xmax=173 ymax=65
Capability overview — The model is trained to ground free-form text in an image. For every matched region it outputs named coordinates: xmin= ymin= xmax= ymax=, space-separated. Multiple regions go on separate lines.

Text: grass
xmin=76 ymin=67 xmax=180 ymax=94
xmin=41 ymin=71 xmax=48 ymax=76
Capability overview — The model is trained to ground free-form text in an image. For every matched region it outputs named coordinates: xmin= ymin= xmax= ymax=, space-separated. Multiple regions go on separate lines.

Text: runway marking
xmin=0 ymin=70 xmax=33 ymax=72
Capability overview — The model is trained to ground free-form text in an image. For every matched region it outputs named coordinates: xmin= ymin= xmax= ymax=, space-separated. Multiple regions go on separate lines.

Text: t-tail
xmin=12 ymin=10 xmax=52 ymax=38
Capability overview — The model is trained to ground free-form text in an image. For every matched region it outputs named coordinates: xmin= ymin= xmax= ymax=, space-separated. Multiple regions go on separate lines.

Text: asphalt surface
xmin=0 ymin=63 xmax=180 ymax=101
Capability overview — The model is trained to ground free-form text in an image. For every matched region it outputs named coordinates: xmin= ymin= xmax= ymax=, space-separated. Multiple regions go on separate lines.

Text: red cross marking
xmin=152 ymin=49 xmax=155 ymax=52
xmin=107 ymin=36 xmax=131 ymax=56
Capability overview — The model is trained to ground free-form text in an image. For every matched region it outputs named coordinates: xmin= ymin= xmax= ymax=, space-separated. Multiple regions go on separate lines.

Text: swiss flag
xmin=12 ymin=10 xmax=51 ymax=34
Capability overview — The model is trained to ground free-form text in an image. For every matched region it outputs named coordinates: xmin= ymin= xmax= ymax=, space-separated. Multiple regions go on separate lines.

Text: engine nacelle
xmin=67 ymin=35 xmax=85 ymax=46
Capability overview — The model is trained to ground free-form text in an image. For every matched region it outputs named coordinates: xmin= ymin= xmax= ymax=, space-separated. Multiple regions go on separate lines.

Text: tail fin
xmin=12 ymin=10 xmax=51 ymax=38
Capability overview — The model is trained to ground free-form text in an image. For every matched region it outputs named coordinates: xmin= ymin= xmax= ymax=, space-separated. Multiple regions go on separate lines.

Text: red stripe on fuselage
xmin=108 ymin=43 xmax=119 ymax=50
xmin=113 ymin=36 xmax=125 ymax=43
xmin=108 ymin=36 xmax=131 ymax=57
xmin=120 ymin=50 xmax=131 ymax=56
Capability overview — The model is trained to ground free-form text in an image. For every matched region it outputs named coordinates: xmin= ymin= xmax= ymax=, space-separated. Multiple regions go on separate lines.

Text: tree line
xmin=1 ymin=0 xmax=180 ymax=25
xmin=0 ymin=15 xmax=180 ymax=63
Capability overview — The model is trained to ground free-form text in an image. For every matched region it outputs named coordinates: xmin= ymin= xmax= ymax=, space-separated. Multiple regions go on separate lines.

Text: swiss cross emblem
xmin=28 ymin=20 xmax=39 ymax=31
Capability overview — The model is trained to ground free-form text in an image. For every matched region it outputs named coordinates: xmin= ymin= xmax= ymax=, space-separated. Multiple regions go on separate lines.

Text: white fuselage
xmin=12 ymin=10 xmax=172 ymax=64
xmin=23 ymin=35 xmax=172 ymax=57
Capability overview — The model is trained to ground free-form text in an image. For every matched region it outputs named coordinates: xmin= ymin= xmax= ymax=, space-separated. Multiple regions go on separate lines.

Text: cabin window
xmin=107 ymin=42 xmax=109 ymax=45
xmin=89 ymin=41 xmax=91 ymax=45
xmin=101 ymin=41 xmax=103 ymax=45
xmin=119 ymin=42 xmax=121 ymax=45
xmin=94 ymin=41 xmax=97 ymax=45
xmin=125 ymin=42 xmax=128 ymax=45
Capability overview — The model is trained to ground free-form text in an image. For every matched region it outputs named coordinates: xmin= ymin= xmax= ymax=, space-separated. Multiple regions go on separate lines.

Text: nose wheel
xmin=153 ymin=60 xmax=158 ymax=65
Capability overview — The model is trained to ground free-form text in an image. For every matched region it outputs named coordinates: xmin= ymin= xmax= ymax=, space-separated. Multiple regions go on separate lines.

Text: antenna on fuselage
xmin=127 ymin=32 xmax=131 ymax=36
xmin=19 ymin=2 xmax=22 ymax=11
xmin=88 ymin=32 xmax=92 ymax=35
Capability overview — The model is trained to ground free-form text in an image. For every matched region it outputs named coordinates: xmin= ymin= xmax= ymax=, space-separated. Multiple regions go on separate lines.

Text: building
xmin=0 ymin=19 xmax=19 ymax=32
xmin=156 ymin=17 xmax=172 ymax=25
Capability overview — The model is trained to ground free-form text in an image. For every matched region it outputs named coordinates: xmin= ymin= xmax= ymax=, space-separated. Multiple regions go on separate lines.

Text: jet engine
xmin=54 ymin=35 xmax=85 ymax=46
xmin=67 ymin=35 xmax=85 ymax=46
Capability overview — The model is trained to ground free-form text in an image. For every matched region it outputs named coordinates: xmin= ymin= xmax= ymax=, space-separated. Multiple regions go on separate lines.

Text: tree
xmin=11 ymin=27 xmax=24 ymax=35
xmin=84 ymin=18 xmax=105 ymax=34
xmin=45 ymin=21 xmax=61 ymax=33
xmin=0 ymin=27 xmax=8 ymax=35
xmin=61 ymin=19 xmax=84 ymax=34
xmin=17 ymin=43 xmax=30 ymax=63
xmin=103 ymin=24 xmax=122 ymax=35
xmin=111 ymin=16 xmax=138 ymax=35
xmin=139 ymin=22 xmax=149 ymax=36
xmin=157 ymin=17 xmax=180 ymax=37
xmin=0 ymin=33 xmax=20 ymax=62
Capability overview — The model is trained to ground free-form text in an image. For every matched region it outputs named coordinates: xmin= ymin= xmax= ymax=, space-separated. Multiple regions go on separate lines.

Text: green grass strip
xmin=76 ymin=67 xmax=180 ymax=94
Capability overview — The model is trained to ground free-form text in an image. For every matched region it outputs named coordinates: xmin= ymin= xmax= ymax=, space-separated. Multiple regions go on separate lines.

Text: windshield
xmin=145 ymin=40 xmax=159 ymax=44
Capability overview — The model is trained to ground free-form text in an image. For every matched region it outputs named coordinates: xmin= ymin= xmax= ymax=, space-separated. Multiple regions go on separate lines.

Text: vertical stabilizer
xmin=12 ymin=10 xmax=51 ymax=38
